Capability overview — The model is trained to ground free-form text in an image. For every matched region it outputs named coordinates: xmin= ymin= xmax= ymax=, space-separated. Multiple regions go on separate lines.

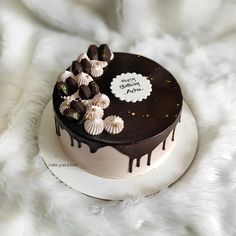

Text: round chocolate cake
xmin=53 ymin=44 xmax=183 ymax=178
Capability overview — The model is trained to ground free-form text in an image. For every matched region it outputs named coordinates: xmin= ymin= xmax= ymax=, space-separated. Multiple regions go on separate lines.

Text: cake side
xmin=57 ymin=125 xmax=177 ymax=178
xmin=54 ymin=109 xmax=180 ymax=175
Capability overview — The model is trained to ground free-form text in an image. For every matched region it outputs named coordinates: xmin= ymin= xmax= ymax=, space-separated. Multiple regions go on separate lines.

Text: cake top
xmin=53 ymin=44 xmax=182 ymax=145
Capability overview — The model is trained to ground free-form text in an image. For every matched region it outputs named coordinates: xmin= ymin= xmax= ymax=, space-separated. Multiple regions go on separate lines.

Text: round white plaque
xmin=110 ymin=72 xmax=152 ymax=103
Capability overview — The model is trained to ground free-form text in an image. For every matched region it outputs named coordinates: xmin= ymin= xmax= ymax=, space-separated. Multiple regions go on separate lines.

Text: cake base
xmin=38 ymin=100 xmax=198 ymax=200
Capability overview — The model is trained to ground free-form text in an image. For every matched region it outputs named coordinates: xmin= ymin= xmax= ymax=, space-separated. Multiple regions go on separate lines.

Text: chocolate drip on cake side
xmin=54 ymin=115 xmax=103 ymax=153
xmin=115 ymin=115 xmax=180 ymax=173
xmin=54 ymin=111 xmax=181 ymax=173
xmin=171 ymin=127 xmax=176 ymax=141
xmin=54 ymin=117 xmax=61 ymax=136
xmin=147 ymin=153 xmax=152 ymax=166
xmin=162 ymin=139 xmax=166 ymax=150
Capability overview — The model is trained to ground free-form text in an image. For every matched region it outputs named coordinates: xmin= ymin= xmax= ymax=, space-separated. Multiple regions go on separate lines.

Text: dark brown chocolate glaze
xmin=53 ymin=52 xmax=183 ymax=173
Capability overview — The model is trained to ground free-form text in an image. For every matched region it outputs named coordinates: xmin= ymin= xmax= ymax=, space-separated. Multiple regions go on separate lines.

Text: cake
xmin=53 ymin=44 xmax=183 ymax=178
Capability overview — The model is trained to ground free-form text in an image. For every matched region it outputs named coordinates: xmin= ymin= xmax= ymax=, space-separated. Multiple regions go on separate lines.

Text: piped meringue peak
xmin=57 ymin=43 xmax=124 ymax=135
xmin=81 ymin=99 xmax=93 ymax=109
xmin=90 ymin=65 xmax=103 ymax=78
xmin=77 ymin=53 xmax=90 ymax=62
xmin=59 ymin=100 xmax=70 ymax=114
xmin=104 ymin=116 xmax=124 ymax=134
xmin=92 ymin=93 xmax=110 ymax=109
xmin=90 ymin=60 xmax=108 ymax=69
xmin=84 ymin=118 xmax=104 ymax=136
xmin=58 ymin=70 xmax=75 ymax=83
xmin=84 ymin=105 xmax=104 ymax=120
xmin=75 ymin=72 xmax=93 ymax=86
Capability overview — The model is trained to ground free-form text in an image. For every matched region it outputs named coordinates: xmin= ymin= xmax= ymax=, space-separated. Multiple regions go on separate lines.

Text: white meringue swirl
xmin=77 ymin=53 xmax=90 ymax=62
xmin=104 ymin=116 xmax=124 ymax=134
xmin=84 ymin=105 xmax=104 ymax=120
xmin=63 ymin=91 xmax=80 ymax=102
xmin=84 ymin=118 xmax=104 ymax=136
xmin=90 ymin=60 xmax=108 ymax=69
xmin=92 ymin=93 xmax=110 ymax=109
xmin=59 ymin=91 xmax=80 ymax=115
xmin=75 ymin=72 xmax=93 ymax=86
xmin=59 ymin=100 xmax=70 ymax=114
xmin=58 ymin=70 xmax=75 ymax=82
xmin=81 ymin=99 xmax=93 ymax=110
xmin=90 ymin=65 xmax=103 ymax=77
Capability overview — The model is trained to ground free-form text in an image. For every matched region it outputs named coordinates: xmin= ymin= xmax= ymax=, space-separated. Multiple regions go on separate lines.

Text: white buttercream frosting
xmin=90 ymin=65 xmax=103 ymax=77
xmin=59 ymin=100 xmax=70 ymax=114
xmin=84 ymin=118 xmax=104 ymax=135
xmin=58 ymin=71 xmax=75 ymax=82
xmin=63 ymin=91 xmax=80 ymax=102
xmin=89 ymin=60 xmax=107 ymax=78
xmin=75 ymin=72 xmax=93 ymax=86
xmin=84 ymin=105 xmax=104 ymax=120
xmin=90 ymin=60 xmax=108 ymax=69
xmin=59 ymin=91 xmax=80 ymax=114
xmin=81 ymin=99 xmax=93 ymax=109
xmin=92 ymin=93 xmax=110 ymax=109
xmin=104 ymin=116 xmax=124 ymax=134
xmin=77 ymin=53 xmax=90 ymax=62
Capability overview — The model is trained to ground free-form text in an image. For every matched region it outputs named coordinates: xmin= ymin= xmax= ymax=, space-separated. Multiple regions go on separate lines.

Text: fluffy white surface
xmin=0 ymin=0 xmax=236 ymax=235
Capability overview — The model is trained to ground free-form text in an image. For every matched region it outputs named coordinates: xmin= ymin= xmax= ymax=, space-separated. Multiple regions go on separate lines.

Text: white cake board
xmin=38 ymin=101 xmax=198 ymax=200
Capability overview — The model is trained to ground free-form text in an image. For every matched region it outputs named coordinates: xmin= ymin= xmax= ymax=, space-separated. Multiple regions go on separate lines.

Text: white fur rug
xmin=0 ymin=0 xmax=236 ymax=235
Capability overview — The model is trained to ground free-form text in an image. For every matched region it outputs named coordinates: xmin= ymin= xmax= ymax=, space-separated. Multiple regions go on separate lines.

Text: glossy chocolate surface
xmin=53 ymin=52 xmax=183 ymax=172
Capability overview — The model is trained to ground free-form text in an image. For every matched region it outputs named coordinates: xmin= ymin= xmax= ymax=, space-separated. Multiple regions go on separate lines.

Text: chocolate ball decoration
xmin=63 ymin=108 xmax=81 ymax=121
xmin=81 ymin=59 xmax=91 ymax=74
xmin=79 ymin=85 xmax=91 ymax=99
xmin=98 ymin=44 xmax=112 ymax=62
xmin=71 ymin=60 xmax=83 ymax=75
xmin=70 ymin=100 xmax=86 ymax=114
xmin=66 ymin=77 xmax=78 ymax=95
xmin=87 ymin=44 xmax=98 ymax=60
xmin=88 ymin=81 xmax=100 ymax=96
xmin=57 ymin=81 xmax=68 ymax=96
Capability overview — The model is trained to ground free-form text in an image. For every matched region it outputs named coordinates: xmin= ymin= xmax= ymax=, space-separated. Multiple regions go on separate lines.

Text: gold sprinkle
xmin=166 ymin=114 xmax=169 ymax=117
xmin=177 ymin=104 xmax=180 ymax=107
xmin=147 ymin=76 xmax=153 ymax=81
xmin=132 ymin=112 xmax=135 ymax=116
xmin=146 ymin=114 xmax=149 ymax=117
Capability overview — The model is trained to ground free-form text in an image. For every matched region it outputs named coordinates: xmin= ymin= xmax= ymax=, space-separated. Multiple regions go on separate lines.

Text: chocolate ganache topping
xmin=53 ymin=44 xmax=183 ymax=172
